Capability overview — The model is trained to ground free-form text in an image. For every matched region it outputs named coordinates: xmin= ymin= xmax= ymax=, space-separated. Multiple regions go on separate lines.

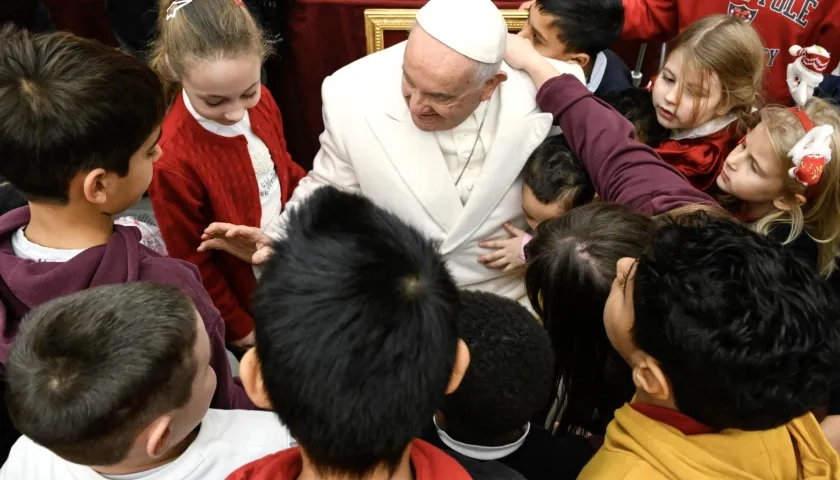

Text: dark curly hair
xmin=441 ymin=290 xmax=554 ymax=439
xmin=633 ymin=213 xmax=840 ymax=430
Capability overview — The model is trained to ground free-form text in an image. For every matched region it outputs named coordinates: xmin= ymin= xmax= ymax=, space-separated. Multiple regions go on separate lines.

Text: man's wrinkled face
xmin=402 ymin=26 xmax=487 ymax=132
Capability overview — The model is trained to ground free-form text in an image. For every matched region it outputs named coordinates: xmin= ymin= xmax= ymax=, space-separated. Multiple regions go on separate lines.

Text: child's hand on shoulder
xmin=478 ymin=223 xmax=528 ymax=273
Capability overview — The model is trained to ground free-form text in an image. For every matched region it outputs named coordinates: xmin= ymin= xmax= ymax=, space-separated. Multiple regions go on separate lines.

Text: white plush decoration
xmin=787 ymin=45 xmax=831 ymax=108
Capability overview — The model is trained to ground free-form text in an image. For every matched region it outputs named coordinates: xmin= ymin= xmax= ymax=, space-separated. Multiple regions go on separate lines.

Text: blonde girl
xmin=718 ymin=99 xmax=840 ymax=276
xmin=148 ymin=0 xmax=306 ymax=348
xmin=651 ymin=15 xmax=764 ymax=193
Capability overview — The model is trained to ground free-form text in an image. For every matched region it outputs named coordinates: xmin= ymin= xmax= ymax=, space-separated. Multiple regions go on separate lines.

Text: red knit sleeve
xmin=621 ymin=0 xmax=679 ymax=41
xmin=261 ymin=86 xmax=308 ymax=193
xmin=149 ymin=158 xmax=255 ymax=341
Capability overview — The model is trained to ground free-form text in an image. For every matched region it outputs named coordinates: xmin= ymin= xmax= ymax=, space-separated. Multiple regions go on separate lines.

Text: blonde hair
xmin=753 ymin=98 xmax=840 ymax=277
xmin=150 ymin=0 xmax=271 ymax=104
xmin=667 ymin=15 xmax=764 ymax=129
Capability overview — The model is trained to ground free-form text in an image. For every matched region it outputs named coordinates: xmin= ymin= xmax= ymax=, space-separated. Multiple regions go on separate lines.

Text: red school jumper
xmin=621 ymin=0 xmax=840 ymax=104
xmin=226 ymin=440 xmax=473 ymax=480
xmin=655 ymin=121 xmax=740 ymax=193
xmin=149 ymin=86 xmax=306 ymax=341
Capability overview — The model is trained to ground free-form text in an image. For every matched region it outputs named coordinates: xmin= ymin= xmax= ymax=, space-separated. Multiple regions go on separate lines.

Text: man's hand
xmin=478 ymin=223 xmax=528 ymax=273
xmin=198 ymin=222 xmax=274 ymax=265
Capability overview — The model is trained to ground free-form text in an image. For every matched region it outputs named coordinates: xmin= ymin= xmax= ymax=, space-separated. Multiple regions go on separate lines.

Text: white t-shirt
xmin=183 ymin=91 xmax=282 ymax=231
xmin=0 ymin=409 xmax=293 ymax=480
xmin=10 ymin=217 xmax=166 ymax=262
xmin=11 ymin=227 xmax=84 ymax=262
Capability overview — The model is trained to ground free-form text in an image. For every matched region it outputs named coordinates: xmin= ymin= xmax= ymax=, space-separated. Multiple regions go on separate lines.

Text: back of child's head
xmin=633 ymin=213 xmax=840 ymax=430
xmin=603 ymin=88 xmax=669 ymax=147
xmin=751 ymin=98 xmax=840 ymax=277
xmin=251 ymin=186 xmax=460 ymax=477
xmin=441 ymin=290 xmax=553 ymax=439
xmin=524 ymin=202 xmax=654 ymax=432
xmin=665 ymin=15 xmax=764 ymax=127
xmin=522 ymin=135 xmax=594 ymax=209
xmin=0 ymin=28 xmax=165 ymax=203
xmin=150 ymin=0 xmax=270 ymax=103
xmin=534 ymin=0 xmax=623 ymax=58
xmin=6 ymin=282 xmax=200 ymax=466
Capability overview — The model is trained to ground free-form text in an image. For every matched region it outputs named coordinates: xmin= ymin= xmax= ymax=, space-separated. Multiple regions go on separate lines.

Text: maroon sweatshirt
xmin=0 ymin=207 xmax=254 ymax=410
xmin=535 ymin=74 xmax=717 ymax=215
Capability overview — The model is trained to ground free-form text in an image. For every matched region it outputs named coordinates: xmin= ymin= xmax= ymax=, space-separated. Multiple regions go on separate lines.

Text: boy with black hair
xmin=0 ymin=283 xmax=292 ymax=480
xmin=584 ymin=213 xmax=840 ymax=479
xmin=423 ymin=290 xmax=595 ymax=480
xmin=602 ymin=88 xmax=669 ymax=147
xmin=519 ymin=0 xmax=631 ymax=98
xmin=228 ymin=186 xmax=472 ymax=480
xmin=0 ymin=28 xmax=251 ymax=414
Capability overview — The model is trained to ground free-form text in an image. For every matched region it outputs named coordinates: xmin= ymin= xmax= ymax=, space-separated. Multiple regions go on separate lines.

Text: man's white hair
xmin=474 ymin=59 xmax=502 ymax=85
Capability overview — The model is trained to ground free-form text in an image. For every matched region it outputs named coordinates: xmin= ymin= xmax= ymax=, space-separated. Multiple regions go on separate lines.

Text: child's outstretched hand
xmin=478 ymin=223 xmax=528 ymax=273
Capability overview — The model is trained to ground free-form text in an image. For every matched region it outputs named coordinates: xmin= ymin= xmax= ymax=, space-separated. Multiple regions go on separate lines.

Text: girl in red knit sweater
xmin=148 ymin=0 xmax=305 ymax=349
xmin=650 ymin=15 xmax=764 ymax=193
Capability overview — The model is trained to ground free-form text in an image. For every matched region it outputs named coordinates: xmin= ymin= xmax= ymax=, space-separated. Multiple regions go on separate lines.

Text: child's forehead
xmin=530 ymin=4 xmax=564 ymax=35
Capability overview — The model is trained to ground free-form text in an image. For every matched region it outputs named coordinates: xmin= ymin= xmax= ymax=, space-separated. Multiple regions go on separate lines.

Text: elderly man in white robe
xmin=198 ymin=0 xmax=584 ymax=301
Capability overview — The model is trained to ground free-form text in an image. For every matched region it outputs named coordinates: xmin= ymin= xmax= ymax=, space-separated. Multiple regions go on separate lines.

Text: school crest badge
xmin=728 ymin=2 xmax=759 ymax=24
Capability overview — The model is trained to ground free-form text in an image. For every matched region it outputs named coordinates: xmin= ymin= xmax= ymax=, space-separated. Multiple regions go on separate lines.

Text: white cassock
xmin=266 ymin=42 xmax=573 ymax=301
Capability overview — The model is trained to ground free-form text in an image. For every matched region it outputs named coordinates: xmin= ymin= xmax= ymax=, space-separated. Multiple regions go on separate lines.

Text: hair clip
xmin=788 ymin=124 xmax=834 ymax=187
xmin=233 ymin=0 xmax=245 ymax=5
xmin=166 ymin=0 xmax=194 ymax=20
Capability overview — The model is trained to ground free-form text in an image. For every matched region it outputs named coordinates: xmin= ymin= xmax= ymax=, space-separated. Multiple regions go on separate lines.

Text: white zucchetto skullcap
xmin=415 ymin=0 xmax=507 ymax=63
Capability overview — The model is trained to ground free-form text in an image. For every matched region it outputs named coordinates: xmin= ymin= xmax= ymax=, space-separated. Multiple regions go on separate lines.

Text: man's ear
xmin=631 ymin=355 xmax=671 ymax=402
xmin=145 ymin=416 xmax=173 ymax=459
xmin=240 ymin=347 xmax=272 ymax=409
xmin=773 ymin=194 xmax=806 ymax=212
xmin=480 ymin=71 xmax=508 ymax=101
xmin=566 ymin=53 xmax=591 ymax=69
xmin=82 ymin=168 xmax=110 ymax=205
xmin=446 ymin=339 xmax=470 ymax=394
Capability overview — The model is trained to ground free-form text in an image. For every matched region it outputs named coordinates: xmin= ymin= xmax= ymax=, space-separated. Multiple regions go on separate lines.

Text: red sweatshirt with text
xmin=621 ymin=0 xmax=840 ymax=104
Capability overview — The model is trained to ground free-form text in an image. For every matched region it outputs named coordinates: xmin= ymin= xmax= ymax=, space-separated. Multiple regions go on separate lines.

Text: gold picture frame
xmin=364 ymin=9 xmax=528 ymax=55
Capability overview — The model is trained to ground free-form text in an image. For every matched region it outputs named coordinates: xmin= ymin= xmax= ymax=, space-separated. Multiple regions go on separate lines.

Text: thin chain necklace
xmin=454 ymin=98 xmax=492 ymax=186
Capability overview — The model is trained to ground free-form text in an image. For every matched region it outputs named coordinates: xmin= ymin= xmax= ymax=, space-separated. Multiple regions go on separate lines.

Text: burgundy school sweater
xmin=0 ymin=207 xmax=254 ymax=410
xmin=149 ymin=86 xmax=306 ymax=341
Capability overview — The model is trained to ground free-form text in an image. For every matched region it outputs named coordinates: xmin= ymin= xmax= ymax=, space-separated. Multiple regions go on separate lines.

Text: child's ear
xmin=773 ymin=194 xmax=807 ymax=212
xmin=631 ymin=355 xmax=672 ymax=402
xmin=240 ymin=347 xmax=272 ymax=409
xmin=567 ymin=53 xmax=591 ymax=69
xmin=82 ymin=168 xmax=110 ymax=205
xmin=145 ymin=415 xmax=173 ymax=459
xmin=446 ymin=339 xmax=471 ymax=394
